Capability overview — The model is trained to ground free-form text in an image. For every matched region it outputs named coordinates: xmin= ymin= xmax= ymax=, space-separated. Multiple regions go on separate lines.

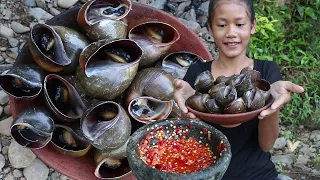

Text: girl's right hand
xmin=173 ymin=79 xmax=197 ymax=119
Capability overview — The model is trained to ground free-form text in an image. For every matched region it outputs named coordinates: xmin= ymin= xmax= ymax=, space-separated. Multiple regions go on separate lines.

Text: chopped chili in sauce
xmin=138 ymin=125 xmax=216 ymax=173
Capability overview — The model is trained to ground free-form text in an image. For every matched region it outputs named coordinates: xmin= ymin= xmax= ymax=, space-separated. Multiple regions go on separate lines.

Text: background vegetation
xmin=249 ymin=0 xmax=320 ymax=132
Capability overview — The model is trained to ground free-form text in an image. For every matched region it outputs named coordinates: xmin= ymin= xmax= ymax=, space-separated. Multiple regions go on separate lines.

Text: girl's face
xmin=209 ymin=2 xmax=256 ymax=59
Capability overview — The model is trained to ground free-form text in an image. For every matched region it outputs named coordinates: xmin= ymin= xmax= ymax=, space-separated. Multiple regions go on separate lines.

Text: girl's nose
xmin=226 ymin=25 xmax=237 ymax=38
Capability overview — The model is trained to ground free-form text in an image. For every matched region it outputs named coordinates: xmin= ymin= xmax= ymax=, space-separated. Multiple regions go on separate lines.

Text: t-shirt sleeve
xmin=264 ymin=61 xmax=282 ymax=84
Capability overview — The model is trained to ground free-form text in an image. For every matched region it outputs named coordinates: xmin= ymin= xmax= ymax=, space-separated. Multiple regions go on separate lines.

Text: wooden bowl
xmin=9 ymin=3 xmax=212 ymax=180
xmin=187 ymin=96 xmax=274 ymax=126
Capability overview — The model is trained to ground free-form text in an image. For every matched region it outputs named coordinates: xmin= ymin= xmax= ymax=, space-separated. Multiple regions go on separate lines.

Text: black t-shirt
xmin=183 ymin=59 xmax=282 ymax=180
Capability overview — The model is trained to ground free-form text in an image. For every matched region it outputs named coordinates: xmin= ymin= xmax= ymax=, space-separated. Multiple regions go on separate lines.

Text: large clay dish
xmin=9 ymin=3 xmax=212 ymax=180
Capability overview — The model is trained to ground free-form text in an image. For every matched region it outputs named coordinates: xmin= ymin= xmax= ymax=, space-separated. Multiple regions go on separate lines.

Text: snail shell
xmin=81 ymin=101 xmax=131 ymax=150
xmin=29 ymin=24 xmax=89 ymax=73
xmin=44 ymin=74 xmax=86 ymax=122
xmin=76 ymin=39 xmax=142 ymax=100
xmin=128 ymin=96 xmax=173 ymax=124
xmin=128 ymin=21 xmax=180 ymax=68
xmin=10 ymin=108 xmax=55 ymax=149
xmin=77 ymin=0 xmax=132 ymax=41
xmin=159 ymin=51 xmax=204 ymax=79
xmin=0 ymin=62 xmax=44 ymax=100
xmin=51 ymin=123 xmax=91 ymax=157
xmin=125 ymin=68 xmax=175 ymax=105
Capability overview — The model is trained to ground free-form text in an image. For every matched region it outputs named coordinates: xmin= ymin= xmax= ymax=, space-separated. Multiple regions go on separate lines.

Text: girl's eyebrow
xmin=216 ymin=17 xmax=247 ymax=21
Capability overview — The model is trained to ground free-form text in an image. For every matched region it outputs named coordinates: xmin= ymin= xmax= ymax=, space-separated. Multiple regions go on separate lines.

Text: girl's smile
xmin=210 ymin=2 xmax=256 ymax=59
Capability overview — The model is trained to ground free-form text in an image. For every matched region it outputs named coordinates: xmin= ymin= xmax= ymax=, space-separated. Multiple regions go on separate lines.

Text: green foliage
xmin=249 ymin=0 xmax=320 ymax=128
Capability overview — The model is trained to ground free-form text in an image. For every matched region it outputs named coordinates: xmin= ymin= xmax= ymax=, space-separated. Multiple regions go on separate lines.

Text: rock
xmin=295 ymin=154 xmax=310 ymax=166
xmin=24 ymin=0 xmax=37 ymax=7
xmin=0 ymin=90 xmax=9 ymax=106
xmin=0 ymin=154 xmax=5 ymax=171
xmin=8 ymin=140 xmax=36 ymax=168
xmin=149 ymin=0 xmax=167 ymax=10
xmin=35 ymin=0 xmax=46 ymax=9
xmin=0 ymin=64 xmax=13 ymax=74
xmin=4 ymin=104 xmax=11 ymax=116
xmin=178 ymin=18 xmax=201 ymax=34
xmin=11 ymin=22 xmax=30 ymax=34
xmin=177 ymin=1 xmax=191 ymax=12
xmin=2 ymin=9 xmax=12 ymax=20
xmin=184 ymin=9 xmax=197 ymax=22
xmin=0 ymin=105 xmax=3 ymax=116
xmin=49 ymin=8 xmax=61 ymax=16
xmin=6 ymin=47 xmax=19 ymax=59
xmin=3 ymin=166 xmax=11 ymax=174
xmin=0 ymin=55 xmax=4 ymax=63
xmin=204 ymin=33 xmax=214 ymax=42
xmin=2 ymin=146 xmax=9 ymax=154
xmin=0 ymin=25 xmax=14 ymax=38
xmin=310 ymin=130 xmax=320 ymax=141
xmin=59 ymin=174 xmax=69 ymax=180
xmin=277 ymin=174 xmax=293 ymax=180
xmin=5 ymin=57 xmax=16 ymax=64
xmin=29 ymin=8 xmax=54 ymax=21
xmin=12 ymin=169 xmax=23 ymax=178
xmin=274 ymin=137 xmax=287 ymax=149
xmin=7 ymin=37 xmax=19 ymax=47
xmin=199 ymin=1 xmax=210 ymax=16
xmin=271 ymin=154 xmax=294 ymax=165
xmin=57 ymin=0 xmax=79 ymax=9
xmin=4 ymin=172 xmax=15 ymax=180
xmin=19 ymin=42 xmax=26 ymax=51
xmin=23 ymin=158 xmax=49 ymax=180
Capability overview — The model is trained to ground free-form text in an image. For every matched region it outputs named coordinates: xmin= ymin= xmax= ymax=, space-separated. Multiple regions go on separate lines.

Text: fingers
xmin=259 ymin=107 xmax=277 ymax=119
xmin=285 ymin=81 xmax=305 ymax=93
xmin=174 ymin=79 xmax=183 ymax=89
xmin=271 ymin=94 xmax=290 ymax=110
xmin=174 ymin=95 xmax=188 ymax=113
xmin=181 ymin=111 xmax=197 ymax=119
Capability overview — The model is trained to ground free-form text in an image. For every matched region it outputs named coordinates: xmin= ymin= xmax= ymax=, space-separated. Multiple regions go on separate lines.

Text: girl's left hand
xmin=258 ymin=81 xmax=304 ymax=119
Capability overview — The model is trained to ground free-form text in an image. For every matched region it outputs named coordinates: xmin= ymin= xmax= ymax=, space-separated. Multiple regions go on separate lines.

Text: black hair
xmin=207 ymin=0 xmax=255 ymax=27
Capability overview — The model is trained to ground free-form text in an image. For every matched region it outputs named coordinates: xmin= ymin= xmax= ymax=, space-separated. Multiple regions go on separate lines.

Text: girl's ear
xmin=208 ymin=24 xmax=213 ymax=35
xmin=251 ymin=19 xmax=256 ymax=35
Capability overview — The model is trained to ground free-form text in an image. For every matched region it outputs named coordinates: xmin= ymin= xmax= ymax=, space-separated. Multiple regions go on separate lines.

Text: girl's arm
xmin=258 ymin=111 xmax=280 ymax=152
xmin=258 ymin=81 xmax=304 ymax=152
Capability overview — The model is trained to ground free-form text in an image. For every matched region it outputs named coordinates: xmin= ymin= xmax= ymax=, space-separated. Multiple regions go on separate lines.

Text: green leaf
xmin=304 ymin=7 xmax=317 ymax=19
xmin=264 ymin=23 xmax=276 ymax=31
xmin=297 ymin=6 xmax=305 ymax=19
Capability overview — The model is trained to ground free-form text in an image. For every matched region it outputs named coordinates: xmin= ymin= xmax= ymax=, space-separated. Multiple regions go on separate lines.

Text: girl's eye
xmin=236 ymin=24 xmax=245 ymax=27
xmin=217 ymin=24 xmax=226 ymax=27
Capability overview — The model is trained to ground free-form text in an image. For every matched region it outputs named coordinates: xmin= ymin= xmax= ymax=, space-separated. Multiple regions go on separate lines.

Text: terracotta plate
xmin=9 ymin=3 xmax=212 ymax=180
xmin=187 ymin=96 xmax=274 ymax=126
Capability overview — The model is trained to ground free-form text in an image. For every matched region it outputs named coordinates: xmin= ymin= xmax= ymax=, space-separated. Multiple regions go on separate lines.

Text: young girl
xmin=174 ymin=0 xmax=304 ymax=179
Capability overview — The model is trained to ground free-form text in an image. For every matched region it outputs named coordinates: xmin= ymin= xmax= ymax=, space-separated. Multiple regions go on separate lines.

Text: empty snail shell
xmin=10 ymin=108 xmax=55 ymax=149
xmin=158 ymin=51 xmax=204 ymax=79
xmin=76 ymin=39 xmax=142 ymax=100
xmin=44 ymin=74 xmax=86 ymax=122
xmin=51 ymin=123 xmax=91 ymax=157
xmin=125 ymin=68 xmax=175 ymax=106
xmin=81 ymin=101 xmax=131 ymax=150
xmin=29 ymin=24 xmax=89 ymax=73
xmin=77 ymin=0 xmax=132 ymax=41
xmin=128 ymin=21 xmax=180 ymax=68
xmin=0 ymin=62 xmax=44 ymax=100
xmin=128 ymin=96 xmax=173 ymax=124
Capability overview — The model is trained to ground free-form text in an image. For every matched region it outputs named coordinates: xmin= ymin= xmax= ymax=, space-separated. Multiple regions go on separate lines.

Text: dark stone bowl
xmin=127 ymin=118 xmax=232 ymax=180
